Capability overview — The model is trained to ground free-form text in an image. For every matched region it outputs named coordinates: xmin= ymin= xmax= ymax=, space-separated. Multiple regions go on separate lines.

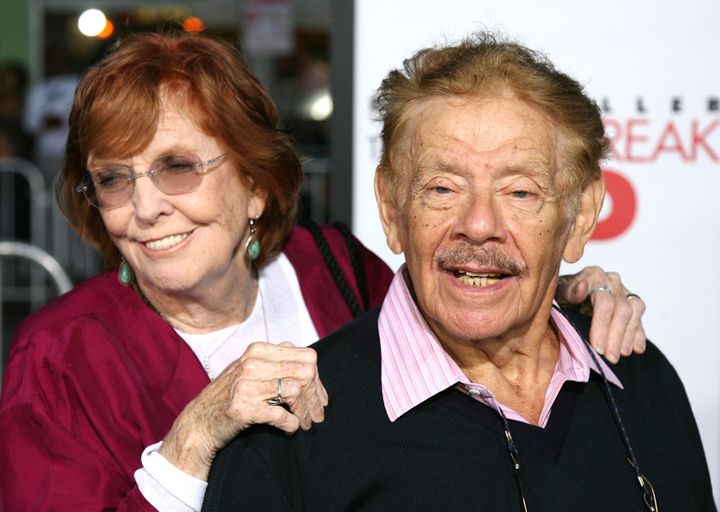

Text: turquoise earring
xmin=118 ymin=258 xmax=134 ymax=285
xmin=245 ymin=217 xmax=261 ymax=261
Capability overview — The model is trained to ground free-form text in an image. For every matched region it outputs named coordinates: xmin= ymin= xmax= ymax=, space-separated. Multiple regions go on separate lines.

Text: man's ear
xmin=374 ymin=167 xmax=404 ymax=255
xmin=563 ymin=174 xmax=605 ymax=263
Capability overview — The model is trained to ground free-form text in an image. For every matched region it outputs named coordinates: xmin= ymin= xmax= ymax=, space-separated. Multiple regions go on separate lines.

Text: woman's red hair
xmin=57 ymin=31 xmax=302 ymax=268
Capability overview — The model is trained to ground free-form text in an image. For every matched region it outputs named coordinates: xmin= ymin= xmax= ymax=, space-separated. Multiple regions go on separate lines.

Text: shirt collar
xmin=379 ymin=267 xmax=622 ymax=422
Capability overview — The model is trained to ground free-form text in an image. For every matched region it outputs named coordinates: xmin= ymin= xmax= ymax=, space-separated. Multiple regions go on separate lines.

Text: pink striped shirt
xmin=379 ymin=268 xmax=622 ymax=426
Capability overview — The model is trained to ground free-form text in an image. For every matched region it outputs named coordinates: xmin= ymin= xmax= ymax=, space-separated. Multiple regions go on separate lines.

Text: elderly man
xmin=203 ymin=33 xmax=715 ymax=511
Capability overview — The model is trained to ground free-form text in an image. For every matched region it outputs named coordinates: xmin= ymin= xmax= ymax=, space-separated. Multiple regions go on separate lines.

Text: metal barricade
xmin=0 ymin=241 xmax=72 ymax=381
xmin=0 ymin=158 xmax=52 ymax=311
xmin=0 ymin=156 xmax=101 ymax=285
xmin=0 ymin=157 xmax=49 ymax=250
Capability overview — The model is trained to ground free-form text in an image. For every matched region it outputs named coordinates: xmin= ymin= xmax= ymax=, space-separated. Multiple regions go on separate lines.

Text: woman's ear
xmin=245 ymin=176 xmax=268 ymax=220
xmin=563 ymin=175 xmax=605 ymax=263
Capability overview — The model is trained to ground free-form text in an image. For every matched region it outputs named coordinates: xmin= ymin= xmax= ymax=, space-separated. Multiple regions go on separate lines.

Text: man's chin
xmin=427 ymin=310 xmax=513 ymax=345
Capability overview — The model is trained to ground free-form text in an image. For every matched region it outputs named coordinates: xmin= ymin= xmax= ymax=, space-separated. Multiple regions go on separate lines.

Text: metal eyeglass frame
xmin=75 ymin=153 xmax=227 ymax=210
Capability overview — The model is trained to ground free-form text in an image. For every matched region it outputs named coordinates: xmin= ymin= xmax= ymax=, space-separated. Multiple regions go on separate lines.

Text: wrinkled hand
xmin=556 ymin=266 xmax=646 ymax=363
xmin=159 ymin=341 xmax=328 ymax=480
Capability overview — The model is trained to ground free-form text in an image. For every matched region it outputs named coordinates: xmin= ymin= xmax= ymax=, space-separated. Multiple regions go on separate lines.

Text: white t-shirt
xmin=134 ymin=253 xmax=318 ymax=511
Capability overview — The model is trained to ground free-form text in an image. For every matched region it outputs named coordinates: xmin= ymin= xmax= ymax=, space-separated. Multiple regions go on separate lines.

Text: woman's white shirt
xmin=134 ymin=253 xmax=318 ymax=511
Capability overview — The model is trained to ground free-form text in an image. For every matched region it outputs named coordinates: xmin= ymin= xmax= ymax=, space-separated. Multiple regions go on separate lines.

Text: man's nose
xmin=454 ymin=191 xmax=508 ymax=244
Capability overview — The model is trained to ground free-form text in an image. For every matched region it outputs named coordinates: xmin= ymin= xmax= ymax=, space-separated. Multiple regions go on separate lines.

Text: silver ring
xmin=266 ymin=378 xmax=283 ymax=406
xmin=589 ymin=285 xmax=613 ymax=295
xmin=626 ymin=293 xmax=641 ymax=300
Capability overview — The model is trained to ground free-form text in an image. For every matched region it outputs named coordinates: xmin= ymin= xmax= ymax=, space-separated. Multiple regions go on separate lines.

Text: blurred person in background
xmin=0 ymin=31 xmax=645 ymax=511
xmin=0 ymin=61 xmax=32 ymax=159
xmin=23 ymin=48 xmax=79 ymax=183
xmin=23 ymin=47 xmax=98 ymax=282
xmin=0 ymin=62 xmax=33 ymax=242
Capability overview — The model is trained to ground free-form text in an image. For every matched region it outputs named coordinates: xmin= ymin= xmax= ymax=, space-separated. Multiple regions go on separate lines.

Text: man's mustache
xmin=435 ymin=244 xmax=528 ymax=276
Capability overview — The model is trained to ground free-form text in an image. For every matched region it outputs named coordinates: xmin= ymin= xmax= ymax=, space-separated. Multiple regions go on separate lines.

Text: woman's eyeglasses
xmin=75 ymin=153 xmax=227 ymax=210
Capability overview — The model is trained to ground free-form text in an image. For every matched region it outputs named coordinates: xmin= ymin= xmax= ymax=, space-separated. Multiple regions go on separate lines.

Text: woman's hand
xmin=556 ymin=266 xmax=647 ymax=363
xmin=159 ymin=341 xmax=328 ymax=480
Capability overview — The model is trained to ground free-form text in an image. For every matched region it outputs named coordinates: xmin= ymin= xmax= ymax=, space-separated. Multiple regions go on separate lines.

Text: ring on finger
xmin=626 ymin=292 xmax=641 ymax=300
xmin=266 ymin=378 xmax=284 ymax=406
xmin=589 ymin=285 xmax=613 ymax=295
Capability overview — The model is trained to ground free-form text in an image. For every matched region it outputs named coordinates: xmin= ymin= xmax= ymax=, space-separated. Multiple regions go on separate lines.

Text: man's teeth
xmin=145 ymin=233 xmax=189 ymax=250
xmin=454 ymin=270 xmax=503 ymax=287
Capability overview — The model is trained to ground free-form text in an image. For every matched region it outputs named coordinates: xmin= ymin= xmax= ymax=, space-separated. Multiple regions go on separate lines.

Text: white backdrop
xmin=351 ymin=0 xmax=719 ymax=502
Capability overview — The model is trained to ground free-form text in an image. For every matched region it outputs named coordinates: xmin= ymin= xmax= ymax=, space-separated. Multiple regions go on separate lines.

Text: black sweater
xmin=204 ymin=309 xmax=716 ymax=511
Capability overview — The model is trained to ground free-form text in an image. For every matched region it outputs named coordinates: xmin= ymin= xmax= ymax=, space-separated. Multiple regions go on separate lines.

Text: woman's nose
xmin=129 ymin=175 xmax=173 ymax=224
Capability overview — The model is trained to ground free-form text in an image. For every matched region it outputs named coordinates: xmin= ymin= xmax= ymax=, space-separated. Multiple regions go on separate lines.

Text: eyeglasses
xmin=76 ymin=153 xmax=227 ymax=209
xmin=498 ymin=405 xmax=659 ymax=512
xmin=498 ymin=305 xmax=659 ymax=512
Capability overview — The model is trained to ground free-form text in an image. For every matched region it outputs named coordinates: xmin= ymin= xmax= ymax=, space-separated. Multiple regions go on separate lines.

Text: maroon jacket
xmin=0 ymin=225 xmax=393 ymax=511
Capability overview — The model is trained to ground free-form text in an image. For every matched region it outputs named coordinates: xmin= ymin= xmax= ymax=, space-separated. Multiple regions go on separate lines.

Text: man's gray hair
xmin=375 ymin=31 xmax=609 ymax=211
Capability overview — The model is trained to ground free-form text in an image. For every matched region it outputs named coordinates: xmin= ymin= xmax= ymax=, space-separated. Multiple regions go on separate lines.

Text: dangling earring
xmin=245 ymin=217 xmax=261 ymax=262
xmin=118 ymin=257 xmax=134 ymax=285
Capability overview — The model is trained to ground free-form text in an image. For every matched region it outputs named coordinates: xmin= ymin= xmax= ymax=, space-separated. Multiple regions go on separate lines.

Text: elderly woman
xmin=0 ymin=32 xmax=645 ymax=511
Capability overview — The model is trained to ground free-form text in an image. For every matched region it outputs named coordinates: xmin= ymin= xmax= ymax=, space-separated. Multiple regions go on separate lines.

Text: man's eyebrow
xmin=414 ymin=160 xmax=465 ymax=176
xmin=412 ymin=153 xmax=556 ymax=185
xmin=410 ymin=161 xmax=460 ymax=187
xmin=498 ymin=162 xmax=553 ymax=179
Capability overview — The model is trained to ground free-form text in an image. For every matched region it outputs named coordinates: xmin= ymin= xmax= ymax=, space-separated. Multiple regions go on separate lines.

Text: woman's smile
xmin=143 ymin=230 xmax=193 ymax=252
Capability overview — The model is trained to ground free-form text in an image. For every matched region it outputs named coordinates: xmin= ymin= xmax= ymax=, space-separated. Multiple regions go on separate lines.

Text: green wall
xmin=0 ymin=0 xmax=30 ymax=69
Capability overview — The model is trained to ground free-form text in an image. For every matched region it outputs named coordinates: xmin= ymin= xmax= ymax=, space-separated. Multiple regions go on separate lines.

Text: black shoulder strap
xmin=332 ymin=221 xmax=369 ymax=311
xmin=302 ymin=220 xmax=366 ymax=318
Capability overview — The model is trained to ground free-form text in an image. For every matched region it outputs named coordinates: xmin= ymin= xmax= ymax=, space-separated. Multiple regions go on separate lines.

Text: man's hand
xmin=556 ymin=266 xmax=646 ymax=363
